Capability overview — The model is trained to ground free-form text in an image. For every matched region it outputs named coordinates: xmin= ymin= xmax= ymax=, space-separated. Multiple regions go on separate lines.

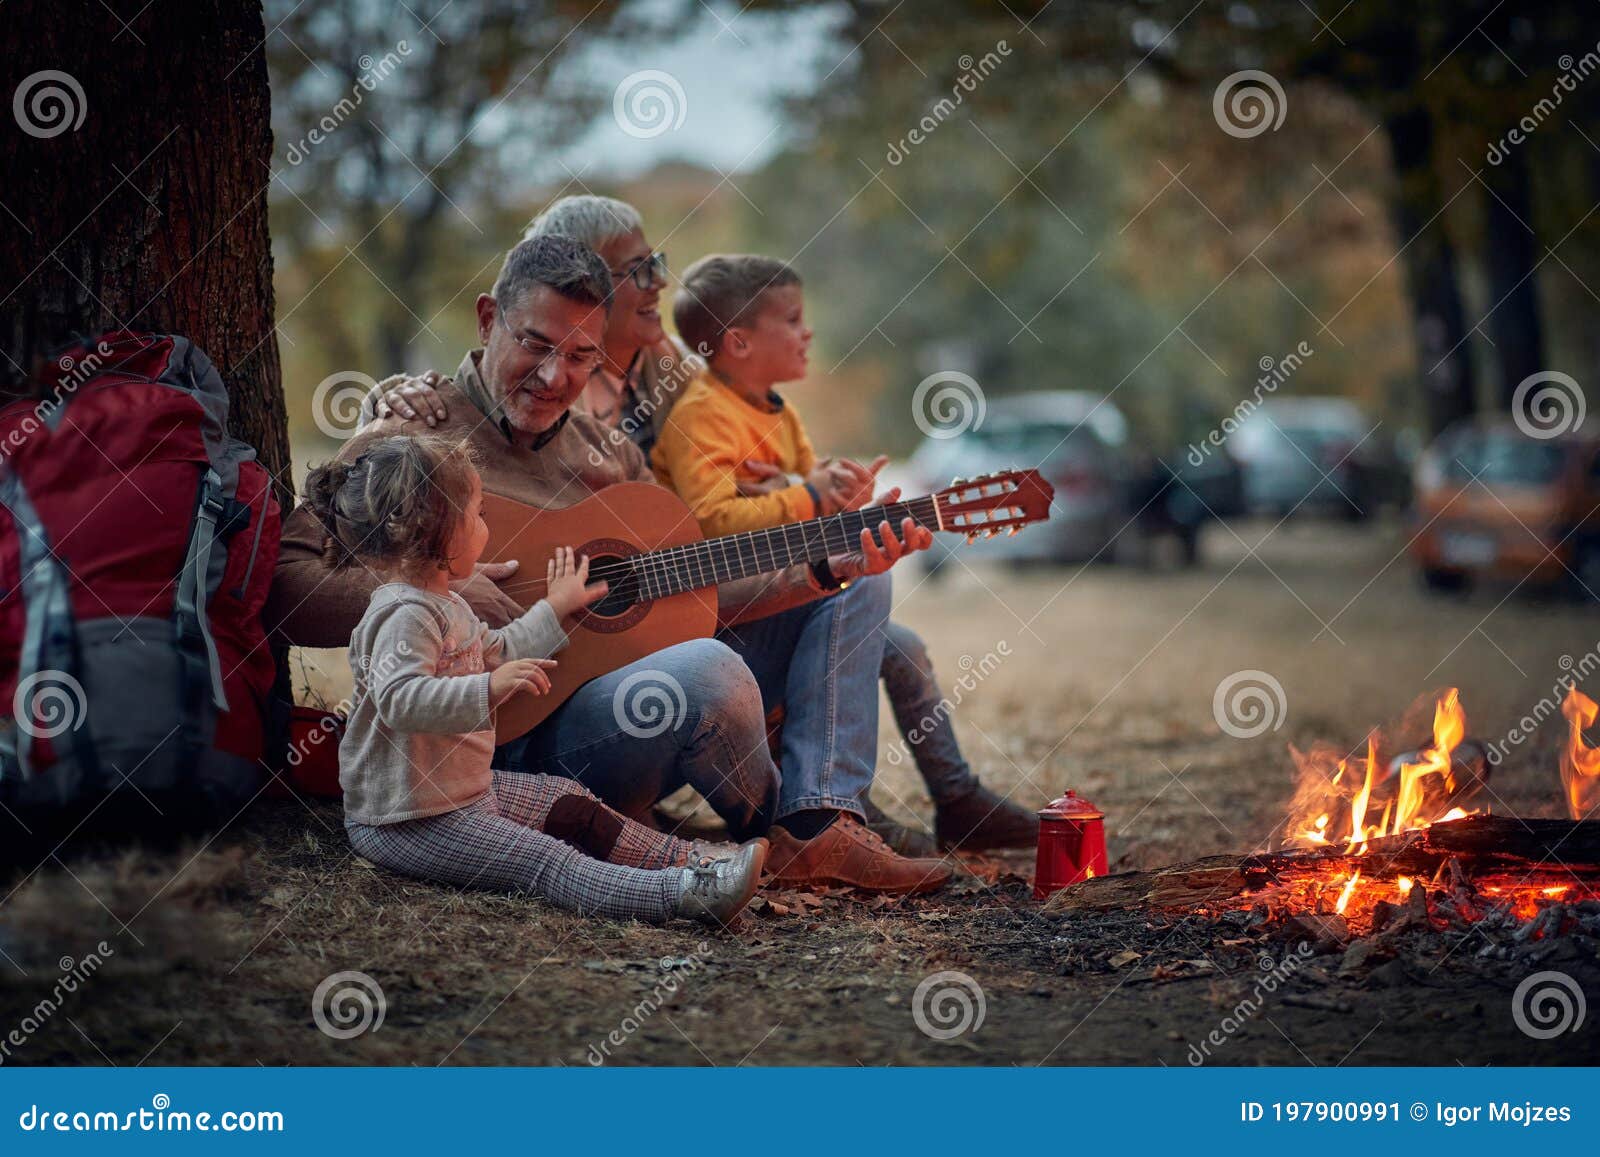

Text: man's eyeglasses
xmin=611 ymin=251 xmax=667 ymax=291
xmin=495 ymin=308 xmax=604 ymax=375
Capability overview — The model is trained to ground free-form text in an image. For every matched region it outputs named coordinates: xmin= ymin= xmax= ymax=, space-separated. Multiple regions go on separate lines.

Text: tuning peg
xmin=951 ymin=476 xmax=967 ymax=486
xmin=1008 ymin=526 xmax=1020 ymax=536
xmin=965 ymin=530 xmax=979 ymax=544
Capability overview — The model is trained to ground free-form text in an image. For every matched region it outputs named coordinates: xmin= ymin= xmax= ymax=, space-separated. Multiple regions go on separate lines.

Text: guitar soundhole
xmin=573 ymin=539 xmax=651 ymax=634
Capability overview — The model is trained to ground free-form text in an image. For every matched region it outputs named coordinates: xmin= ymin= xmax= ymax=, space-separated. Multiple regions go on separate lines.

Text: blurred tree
xmin=265 ymin=0 xmax=636 ymax=379
xmin=0 ymin=0 xmax=289 ymax=497
xmin=733 ymin=1 xmax=1409 ymax=453
xmin=754 ymin=0 xmax=1600 ymax=435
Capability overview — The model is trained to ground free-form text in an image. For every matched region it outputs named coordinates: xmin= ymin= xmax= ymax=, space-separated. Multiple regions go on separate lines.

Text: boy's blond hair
xmin=673 ymin=254 xmax=801 ymax=359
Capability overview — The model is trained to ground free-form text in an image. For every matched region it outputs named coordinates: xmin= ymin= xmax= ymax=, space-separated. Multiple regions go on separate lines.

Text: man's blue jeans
xmin=494 ymin=637 xmax=780 ymax=841
xmin=494 ymin=572 xmax=892 ymax=834
xmin=716 ymin=572 xmax=893 ymax=820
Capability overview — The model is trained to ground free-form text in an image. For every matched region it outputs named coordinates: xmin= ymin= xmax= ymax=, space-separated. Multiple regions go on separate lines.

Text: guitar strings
xmin=501 ymin=495 xmax=946 ymax=602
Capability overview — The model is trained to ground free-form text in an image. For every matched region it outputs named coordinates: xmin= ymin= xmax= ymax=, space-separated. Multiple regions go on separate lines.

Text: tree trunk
xmin=1480 ymin=148 xmax=1547 ymax=407
xmin=1383 ymin=106 xmax=1478 ymax=436
xmin=0 ymin=0 xmax=291 ymax=505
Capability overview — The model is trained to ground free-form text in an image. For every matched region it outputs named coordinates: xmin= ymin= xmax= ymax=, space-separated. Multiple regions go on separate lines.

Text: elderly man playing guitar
xmin=268 ymin=234 xmax=960 ymax=894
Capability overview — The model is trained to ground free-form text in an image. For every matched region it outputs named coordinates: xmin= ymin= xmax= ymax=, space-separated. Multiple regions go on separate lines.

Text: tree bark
xmin=1383 ymin=105 xmax=1478 ymax=436
xmin=1480 ymin=147 xmax=1547 ymax=407
xmin=0 ymin=0 xmax=291 ymax=505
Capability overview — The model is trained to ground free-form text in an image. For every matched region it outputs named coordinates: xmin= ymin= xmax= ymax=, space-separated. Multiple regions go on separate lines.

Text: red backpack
xmin=0 ymin=332 xmax=280 ymax=831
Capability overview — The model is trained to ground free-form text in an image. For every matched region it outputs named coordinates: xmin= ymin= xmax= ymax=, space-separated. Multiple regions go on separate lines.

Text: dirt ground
xmin=3 ymin=517 xmax=1598 ymax=1066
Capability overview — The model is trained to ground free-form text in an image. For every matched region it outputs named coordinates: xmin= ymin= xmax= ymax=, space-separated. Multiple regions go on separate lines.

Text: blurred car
xmin=1228 ymin=397 xmax=1401 ymax=519
xmin=900 ymin=391 xmax=1234 ymax=571
xmin=1409 ymin=418 xmax=1600 ymax=595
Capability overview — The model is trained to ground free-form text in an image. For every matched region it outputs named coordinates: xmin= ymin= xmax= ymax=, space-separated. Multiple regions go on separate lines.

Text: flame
xmin=1334 ymin=870 xmax=1361 ymax=915
xmin=1286 ymin=689 xmax=1475 ymax=853
xmin=1393 ymin=688 xmax=1465 ymax=834
xmin=1395 ymin=876 xmax=1413 ymax=898
xmin=1560 ymin=689 xmax=1600 ymax=821
xmin=1346 ymin=736 xmax=1377 ymax=854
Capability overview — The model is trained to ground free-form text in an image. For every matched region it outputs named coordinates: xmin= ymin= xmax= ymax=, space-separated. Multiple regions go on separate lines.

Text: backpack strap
xmin=175 ymin=468 xmax=233 ymax=715
xmin=0 ymin=466 xmax=98 ymax=782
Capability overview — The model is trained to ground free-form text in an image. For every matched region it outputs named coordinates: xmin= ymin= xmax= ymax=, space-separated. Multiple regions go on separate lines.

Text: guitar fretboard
xmin=600 ymin=496 xmax=940 ymax=603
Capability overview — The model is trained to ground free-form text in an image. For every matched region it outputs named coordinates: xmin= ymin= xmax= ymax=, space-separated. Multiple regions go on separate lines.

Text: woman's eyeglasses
xmin=611 ymin=251 xmax=667 ymax=291
xmin=495 ymin=308 xmax=604 ymax=375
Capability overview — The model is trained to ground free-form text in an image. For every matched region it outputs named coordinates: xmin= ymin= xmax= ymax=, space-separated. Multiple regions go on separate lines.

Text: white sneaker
xmin=676 ymin=838 xmax=768 ymax=925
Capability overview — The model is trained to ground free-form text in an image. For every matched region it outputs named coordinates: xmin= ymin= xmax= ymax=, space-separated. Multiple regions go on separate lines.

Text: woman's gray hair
xmin=523 ymin=195 xmax=643 ymax=252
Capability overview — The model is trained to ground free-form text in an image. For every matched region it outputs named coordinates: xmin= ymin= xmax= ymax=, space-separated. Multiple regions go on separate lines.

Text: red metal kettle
xmin=1033 ymin=790 xmax=1108 ymax=899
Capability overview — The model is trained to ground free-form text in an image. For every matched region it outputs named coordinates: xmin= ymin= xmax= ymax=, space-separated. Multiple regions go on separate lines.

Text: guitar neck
xmin=628 ymin=496 xmax=940 ymax=602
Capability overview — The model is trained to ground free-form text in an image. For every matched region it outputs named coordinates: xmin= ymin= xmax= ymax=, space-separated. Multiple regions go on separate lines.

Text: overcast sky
xmin=550 ymin=0 xmax=846 ymax=179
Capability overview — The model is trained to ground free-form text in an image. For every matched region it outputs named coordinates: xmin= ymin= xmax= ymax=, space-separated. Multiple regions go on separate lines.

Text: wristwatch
xmin=810 ymin=558 xmax=849 ymax=591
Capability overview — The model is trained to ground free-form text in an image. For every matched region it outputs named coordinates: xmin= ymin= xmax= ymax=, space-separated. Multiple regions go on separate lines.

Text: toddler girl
xmin=303 ymin=434 xmax=766 ymax=924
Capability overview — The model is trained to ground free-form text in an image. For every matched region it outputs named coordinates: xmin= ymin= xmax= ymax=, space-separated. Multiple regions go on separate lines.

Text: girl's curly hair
xmin=302 ymin=435 xmax=479 ymax=575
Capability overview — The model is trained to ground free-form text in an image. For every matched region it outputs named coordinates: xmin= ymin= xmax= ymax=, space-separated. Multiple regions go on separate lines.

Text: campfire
xmin=1054 ymin=688 xmax=1600 ymax=946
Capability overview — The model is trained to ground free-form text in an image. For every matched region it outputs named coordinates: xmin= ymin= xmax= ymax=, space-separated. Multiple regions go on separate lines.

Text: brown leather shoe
xmin=766 ymin=814 xmax=953 ymax=894
xmin=936 ymin=785 xmax=1041 ymax=851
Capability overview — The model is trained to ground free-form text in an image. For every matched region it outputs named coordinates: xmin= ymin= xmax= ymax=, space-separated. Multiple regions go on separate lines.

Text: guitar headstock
xmin=932 ymin=469 xmax=1055 ymax=542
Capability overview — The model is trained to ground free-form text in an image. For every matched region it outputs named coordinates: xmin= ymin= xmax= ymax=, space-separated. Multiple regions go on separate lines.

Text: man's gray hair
xmin=523 ymin=195 xmax=643 ymax=252
xmin=490 ymin=234 xmax=612 ymax=314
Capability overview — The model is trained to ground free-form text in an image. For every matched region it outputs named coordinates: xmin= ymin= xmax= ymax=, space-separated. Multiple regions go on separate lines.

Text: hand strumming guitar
xmin=545 ymin=546 xmax=609 ymax=621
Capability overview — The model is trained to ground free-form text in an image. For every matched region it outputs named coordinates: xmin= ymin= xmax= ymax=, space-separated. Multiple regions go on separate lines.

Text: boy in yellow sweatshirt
xmin=652 ymin=254 xmax=1040 ymax=853
xmin=651 ymin=255 xmax=879 ymax=534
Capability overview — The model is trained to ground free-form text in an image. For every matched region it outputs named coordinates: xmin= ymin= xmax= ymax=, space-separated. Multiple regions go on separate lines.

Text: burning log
xmin=1046 ymin=817 xmax=1600 ymax=919
xmin=1243 ymin=816 xmax=1600 ymax=883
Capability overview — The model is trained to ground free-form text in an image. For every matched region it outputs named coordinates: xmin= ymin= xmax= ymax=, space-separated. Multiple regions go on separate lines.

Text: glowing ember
xmin=1560 ymin=689 xmax=1600 ymax=821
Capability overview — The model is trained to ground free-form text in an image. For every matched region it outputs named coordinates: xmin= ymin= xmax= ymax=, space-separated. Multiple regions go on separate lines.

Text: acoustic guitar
xmin=480 ymin=469 xmax=1054 ymax=741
